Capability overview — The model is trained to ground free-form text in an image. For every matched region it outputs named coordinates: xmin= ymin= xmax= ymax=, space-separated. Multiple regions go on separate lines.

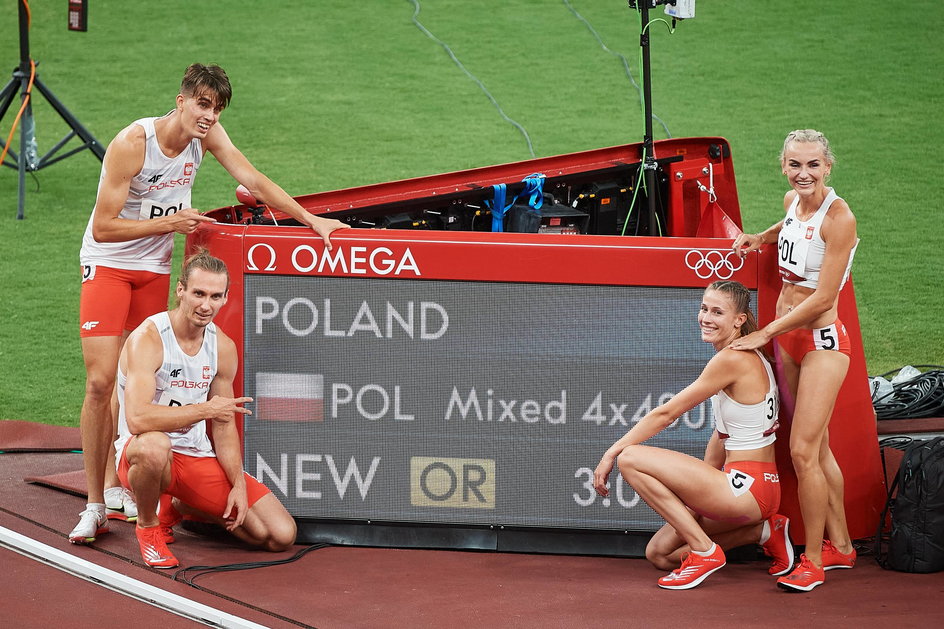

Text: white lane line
xmin=0 ymin=525 xmax=268 ymax=629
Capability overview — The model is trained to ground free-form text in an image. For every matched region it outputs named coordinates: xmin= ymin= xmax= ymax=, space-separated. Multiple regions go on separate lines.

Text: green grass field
xmin=1 ymin=1 xmax=941 ymax=425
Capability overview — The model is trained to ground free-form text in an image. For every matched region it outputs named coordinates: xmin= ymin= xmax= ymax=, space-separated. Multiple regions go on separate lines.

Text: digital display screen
xmin=242 ymin=275 xmax=719 ymax=532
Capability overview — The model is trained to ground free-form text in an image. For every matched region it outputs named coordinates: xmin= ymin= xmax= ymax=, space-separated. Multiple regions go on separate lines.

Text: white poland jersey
xmin=114 ymin=311 xmax=219 ymax=466
xmin=80 ymin=115 xmax=203 ymax=274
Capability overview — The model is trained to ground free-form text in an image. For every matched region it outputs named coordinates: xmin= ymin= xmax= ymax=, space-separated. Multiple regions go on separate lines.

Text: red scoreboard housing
xmin=189 ymin=137 xmax=884 ymax=555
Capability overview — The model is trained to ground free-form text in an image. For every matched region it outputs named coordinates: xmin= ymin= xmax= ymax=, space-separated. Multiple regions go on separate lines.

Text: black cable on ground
xmin=872 ymin=366 xmax=944 ymax=419
xmin=172 ymin=542 xmax=332 ymax=586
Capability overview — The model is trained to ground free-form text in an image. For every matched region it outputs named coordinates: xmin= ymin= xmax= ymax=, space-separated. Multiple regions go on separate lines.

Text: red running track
xmin=2 ymin=420 xmax=941 ymax=629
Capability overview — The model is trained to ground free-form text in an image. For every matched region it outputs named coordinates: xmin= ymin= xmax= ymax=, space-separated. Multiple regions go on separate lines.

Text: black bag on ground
xmin=875 ymin=436 xmax=944 ymax=572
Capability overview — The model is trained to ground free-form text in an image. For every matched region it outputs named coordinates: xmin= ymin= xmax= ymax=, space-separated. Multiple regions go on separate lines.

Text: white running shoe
xmin=68 ymin=508 xmax=109 ymax=544
xmin=104 ymin=486 xmax=138 ymax=522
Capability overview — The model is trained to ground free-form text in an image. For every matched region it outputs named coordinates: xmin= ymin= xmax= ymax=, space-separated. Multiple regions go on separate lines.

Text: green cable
xmin=621 ymin=146 xmax=646 ymax=236
xmin=642 ymin=18 xmax=677 ymax=36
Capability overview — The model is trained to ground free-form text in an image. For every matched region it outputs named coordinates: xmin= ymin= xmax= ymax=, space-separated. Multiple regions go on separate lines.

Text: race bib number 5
xmin=81 ymin=264 xmax=96 ymax=283
xmin=726 ymin=467 xmax=755 ymax=498
xmin=814 ymin=323 xmax=840 ymax=351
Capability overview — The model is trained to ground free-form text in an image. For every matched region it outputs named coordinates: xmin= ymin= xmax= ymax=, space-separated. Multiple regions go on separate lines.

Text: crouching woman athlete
xmin=593 ymin=280 xmax=793 ymax=590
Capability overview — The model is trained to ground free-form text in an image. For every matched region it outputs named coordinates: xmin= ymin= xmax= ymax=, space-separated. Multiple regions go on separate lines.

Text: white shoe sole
xmin=106 ymin=509 xmax=137 ymax=523
xmin=658 ymin=562 xmax=726 ymax=590
xmin=767 ymin=518 xmax=795 ymax=577
xmin=777 ymin=578 xmax=824 ymax=592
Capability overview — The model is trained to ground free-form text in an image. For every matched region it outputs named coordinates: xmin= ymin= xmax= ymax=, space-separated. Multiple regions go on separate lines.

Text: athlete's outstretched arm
xmin=593 ymin=350 xmax=743 ymax=496
xmin=732 ymin=216 xmax=784 ymax=257
xmin=122 ymin=323 xmax=250 ymax=435
xmin=90 ymin=124 xmax=215 ymax=243
xmin=204 ymin=123 xmax=347 ymax=250
xmin=731 ymin=197 xmax=858 ymax=351
xmin=207 ymin=333 xmax=250 ymax=530
xmin=732 ymin=193 xmax=790 ymax=257
xmin=703 ymin=431 xmax=725 ymax=470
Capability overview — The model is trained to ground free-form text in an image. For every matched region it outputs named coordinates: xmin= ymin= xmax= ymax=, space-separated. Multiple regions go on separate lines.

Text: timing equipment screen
xmin=242 ymin=275 xmax=719 ymax=532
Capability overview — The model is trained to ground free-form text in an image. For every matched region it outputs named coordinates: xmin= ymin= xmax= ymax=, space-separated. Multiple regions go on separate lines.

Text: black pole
xmin=17 ymin=1 xmax=30 ymax=69
xmin=638 ymin=1 xmax=659 ymax=235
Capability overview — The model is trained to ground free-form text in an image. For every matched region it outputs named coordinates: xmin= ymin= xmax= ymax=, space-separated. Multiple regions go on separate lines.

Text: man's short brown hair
xmin=180 ymin=63 xmax=232 ymax=110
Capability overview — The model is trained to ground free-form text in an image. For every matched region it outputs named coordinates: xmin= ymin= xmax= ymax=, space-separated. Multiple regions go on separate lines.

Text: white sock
xmin=86 ymin=502 xmax=106 ymax=513
xmin=759 ymin=520 xmax=771 ymax=545
xmin=693 ymin=543 xmax=717 ymax=557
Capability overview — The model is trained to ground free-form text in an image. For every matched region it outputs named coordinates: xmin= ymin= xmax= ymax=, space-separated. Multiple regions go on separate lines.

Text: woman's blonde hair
xmin=780 ymin=128 xmax=836 ymax=167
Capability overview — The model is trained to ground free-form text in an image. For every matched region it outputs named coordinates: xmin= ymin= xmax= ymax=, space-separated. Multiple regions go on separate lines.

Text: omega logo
xmin=247 ymin=243 xmax=277 ymax=271
xmin=246 ymin=242 xmax=421 ymax=277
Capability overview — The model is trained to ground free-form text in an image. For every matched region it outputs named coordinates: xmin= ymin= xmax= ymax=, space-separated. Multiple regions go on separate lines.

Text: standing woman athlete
xmin=593 ymin=281 xmax=792 ymax=590
xmin=731 ymin=129 xmax=859 ymax=592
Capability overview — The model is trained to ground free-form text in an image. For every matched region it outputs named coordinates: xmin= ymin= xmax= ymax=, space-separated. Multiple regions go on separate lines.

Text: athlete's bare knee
xmin=128 ymin=433 xmax=172 ymax=470
xmin=263 ymin=529 xmax=296 ymax=553
xmin=616 ymin=445 xmax=644 ymax=475
xmin=645 ymin=545 xmax=675 ymax=571
xmin=790 ymin=442 xmax=820 ymax=475
xmin=262 ymin=515 xmax=297 ymax=552
xmin=84 ymin=372 xmax=116 ymax=401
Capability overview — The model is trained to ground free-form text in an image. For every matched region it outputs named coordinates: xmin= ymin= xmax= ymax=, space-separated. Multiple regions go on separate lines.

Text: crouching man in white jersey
xmin=72 ymin=63 xmax=346 ymax=544
xmin=114 ymin=250 xmax=296 ymax=568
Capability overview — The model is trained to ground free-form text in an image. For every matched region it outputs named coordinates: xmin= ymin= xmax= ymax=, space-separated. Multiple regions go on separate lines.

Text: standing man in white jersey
xmin=72 ymin=63 xmax=347 ymax=543
xmin=115 ymin=250 xmax=296 ymax=568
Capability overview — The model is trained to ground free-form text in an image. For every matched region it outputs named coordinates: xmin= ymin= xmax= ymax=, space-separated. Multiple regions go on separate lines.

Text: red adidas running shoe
xmin=135 ymin=525 xmax=179 ymax=569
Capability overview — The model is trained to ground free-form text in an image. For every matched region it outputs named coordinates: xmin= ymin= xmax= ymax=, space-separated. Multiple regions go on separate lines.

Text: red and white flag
xmin=255 ymin=372 xmax=324 ymax=422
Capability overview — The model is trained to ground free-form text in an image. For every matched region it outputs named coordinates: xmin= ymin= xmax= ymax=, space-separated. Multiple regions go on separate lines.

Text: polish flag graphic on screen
xmin=255 ymin=373 xmax=324 ymax=422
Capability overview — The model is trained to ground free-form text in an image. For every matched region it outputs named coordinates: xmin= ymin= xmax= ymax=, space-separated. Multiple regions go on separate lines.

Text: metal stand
xmin=628 ymin=0 xmax=672 ymax=235
xmin=0 ymin=1 xmax=104 ymax=219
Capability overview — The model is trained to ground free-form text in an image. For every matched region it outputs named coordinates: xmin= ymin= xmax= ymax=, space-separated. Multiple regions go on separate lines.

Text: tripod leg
xmin=0 ymin=77 xmax=21 ymax=120
xmin=17 ymin=101 xmax=31 ymax=220
xmin=31 ymin=76 xmax=104 ymax=160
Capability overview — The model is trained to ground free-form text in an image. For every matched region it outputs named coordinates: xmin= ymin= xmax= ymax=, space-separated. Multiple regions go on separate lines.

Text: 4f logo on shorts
xmin=726 ymin=468 xmax=755 ymax=498
xmin=81 ymin=321 xmax=99 ymax=331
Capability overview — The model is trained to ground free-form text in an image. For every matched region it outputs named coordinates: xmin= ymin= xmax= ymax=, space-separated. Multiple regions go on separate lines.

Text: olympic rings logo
xmin=684 ymin=249 xmax=744 ymax=280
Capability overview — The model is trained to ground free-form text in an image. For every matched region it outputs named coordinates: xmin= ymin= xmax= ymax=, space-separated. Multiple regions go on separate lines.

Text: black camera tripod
xmin=0 ymin=1 xmax=104 ymax=219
